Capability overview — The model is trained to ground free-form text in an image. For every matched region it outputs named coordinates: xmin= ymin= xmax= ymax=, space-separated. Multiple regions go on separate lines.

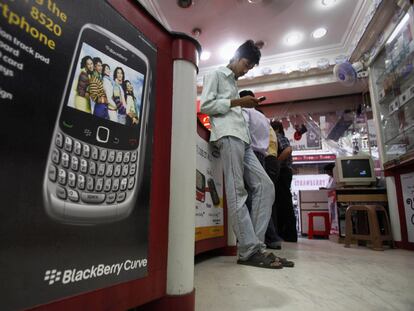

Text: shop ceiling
xmin=138 ymin=0 xmax=382 ymax=103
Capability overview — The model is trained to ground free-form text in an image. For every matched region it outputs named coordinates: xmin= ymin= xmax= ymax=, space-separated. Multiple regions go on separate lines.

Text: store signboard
xmin=195 ymin=134 xmax=224 ymax=241
xmin=401 ymin=172 xmax=414 ymax=243
xmin=292 ymin=174 xmax=331 ymax=190
xmin=293 ymin=154 xmax=336 ymax=162
xmin=291 ymin=174 xmax=331 ymax=235
xmin=0 ymin=1 xmax=157 ymax=309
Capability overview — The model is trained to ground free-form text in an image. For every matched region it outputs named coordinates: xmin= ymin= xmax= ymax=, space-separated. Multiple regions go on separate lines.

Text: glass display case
xmin=369 ymin=10 xmax=414 ymax=168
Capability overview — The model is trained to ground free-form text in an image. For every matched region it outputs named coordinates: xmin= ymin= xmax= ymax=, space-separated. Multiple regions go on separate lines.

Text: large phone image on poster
xmin=43 ymin=24 xmax=150 ymax=225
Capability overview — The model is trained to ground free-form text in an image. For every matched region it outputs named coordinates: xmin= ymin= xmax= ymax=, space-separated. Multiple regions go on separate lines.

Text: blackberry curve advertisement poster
xmin=0 ymin=0 xmax=157 ymax=309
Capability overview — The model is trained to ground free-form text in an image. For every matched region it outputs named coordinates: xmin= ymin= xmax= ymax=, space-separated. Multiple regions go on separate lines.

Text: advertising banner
xmin=195 ymin=134 xmax=224 ymax=241
xmin=0 ymin=0 xmax=157 ymax=309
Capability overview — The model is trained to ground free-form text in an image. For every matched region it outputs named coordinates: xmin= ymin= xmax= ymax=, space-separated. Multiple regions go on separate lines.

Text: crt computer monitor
xmin=334 ymin=155 xmax=376 ymax=187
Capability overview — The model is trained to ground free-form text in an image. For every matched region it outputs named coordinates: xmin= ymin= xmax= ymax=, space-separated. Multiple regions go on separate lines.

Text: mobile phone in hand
xmin=258 ymin=96 xmax=266 ymax=102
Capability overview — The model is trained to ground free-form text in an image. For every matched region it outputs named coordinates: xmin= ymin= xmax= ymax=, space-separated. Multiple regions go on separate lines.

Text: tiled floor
xmin=194 ymin=239 xmax=414 ymax=311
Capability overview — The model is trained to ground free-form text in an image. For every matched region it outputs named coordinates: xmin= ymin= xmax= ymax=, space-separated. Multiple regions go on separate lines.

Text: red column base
xmin=137 ymin=289 xmax=195 ymax=311
xmin=395 ymin=241 xmax=414 ymax=250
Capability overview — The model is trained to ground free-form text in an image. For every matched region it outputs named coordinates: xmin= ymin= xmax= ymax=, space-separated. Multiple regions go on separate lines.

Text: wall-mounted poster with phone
xmin=195 ymin=134 xmax=224 ymax=241
xmin=0 ymin=0 xmax=156 ymax=309
xmin=280 ymin=118 xmax=322 ymax=151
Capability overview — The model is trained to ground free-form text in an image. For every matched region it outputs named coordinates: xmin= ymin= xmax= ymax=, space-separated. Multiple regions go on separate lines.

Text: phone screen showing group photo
xmin=67 ymin=42 xmax=145 ymax=128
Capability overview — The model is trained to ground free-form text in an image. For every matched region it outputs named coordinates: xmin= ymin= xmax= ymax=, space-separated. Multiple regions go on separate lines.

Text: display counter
xmin=195 ymin=118 xmax=235 ymax=256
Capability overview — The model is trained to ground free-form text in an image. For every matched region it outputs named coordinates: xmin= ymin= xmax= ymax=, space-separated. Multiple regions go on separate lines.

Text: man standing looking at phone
xmin=200 ymin=40 xmax=280 ymax=269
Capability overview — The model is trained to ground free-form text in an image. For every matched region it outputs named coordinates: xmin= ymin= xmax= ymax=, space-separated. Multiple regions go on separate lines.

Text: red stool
xmin=308 ymin=212 xmax=330 ymax=239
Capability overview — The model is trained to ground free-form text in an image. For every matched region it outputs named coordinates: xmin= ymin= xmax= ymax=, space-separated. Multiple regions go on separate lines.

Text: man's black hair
xmin=239 ymin=90 xmax=255 ymax=98
xmin=271 ymin=120 xmax=285 ymax=136
xmin=240 ymin=90 xmax=266 ymax=114
xmin=232 ymin=40 xmax=261 ymax=65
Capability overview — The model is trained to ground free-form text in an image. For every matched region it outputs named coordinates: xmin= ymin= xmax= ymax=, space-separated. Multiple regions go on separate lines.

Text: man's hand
xmin=231 ymin=96 xmax=259 ymax=108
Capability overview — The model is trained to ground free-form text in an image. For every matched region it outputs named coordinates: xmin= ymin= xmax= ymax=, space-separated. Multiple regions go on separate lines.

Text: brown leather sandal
xmin=265 ymin=252 xmax=295 ymax=268
xmin=237 ymin=251 xmax=283 ymax=269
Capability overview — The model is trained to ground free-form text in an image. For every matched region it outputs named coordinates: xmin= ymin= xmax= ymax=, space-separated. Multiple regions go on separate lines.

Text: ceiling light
xmin=177 ymin=0 xmax=193 ymax=9
xmin=285 ymin=32 xmax=303 ymax=46
xmin=220 ymin=42 xmax=240 ymax=60
xmin=192 ymin=27 xmax=202 ymax=38
xmin=312 ymin=27 xmax=327 ymax=39
xmin=247 ymin=0 xmax=262 ymax=3
xmin=321 ymin=0 xmax=337 ymax=6
xmin=200 ymin=51 xmax=211 ymax=61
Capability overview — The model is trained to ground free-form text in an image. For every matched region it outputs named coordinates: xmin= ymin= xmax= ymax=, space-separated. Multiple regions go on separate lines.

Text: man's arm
xmin=277 ymin=146 xmax=292 ymax=161
xmin=231 ymin=96 xmax=259 ymax=108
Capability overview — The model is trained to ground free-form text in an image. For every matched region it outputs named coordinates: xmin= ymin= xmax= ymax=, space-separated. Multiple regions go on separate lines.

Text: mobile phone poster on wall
xmin=280 ymin=117 xmax=322 ymax=151
xmin=401 ymin=172 xmax=414 ymax=243
xmin=0 ymin=0 xmax=157 ymax=309
xmin=196 ymin=134 xmax=224 ymax=241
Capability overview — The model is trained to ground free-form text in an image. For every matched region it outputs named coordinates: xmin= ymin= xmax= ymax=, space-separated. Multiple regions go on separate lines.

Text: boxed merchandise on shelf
xmin=370 ymin=10 xmax=414 ymax=166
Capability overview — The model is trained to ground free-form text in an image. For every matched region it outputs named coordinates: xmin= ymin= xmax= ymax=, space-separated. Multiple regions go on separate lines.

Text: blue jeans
xmin=216 ymin=136 xmax=274 ymax=260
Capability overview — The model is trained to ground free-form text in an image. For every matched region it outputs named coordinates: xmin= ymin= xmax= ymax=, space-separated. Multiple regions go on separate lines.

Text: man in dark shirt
xmin=271 ymin=120 xmax=297 ymax=242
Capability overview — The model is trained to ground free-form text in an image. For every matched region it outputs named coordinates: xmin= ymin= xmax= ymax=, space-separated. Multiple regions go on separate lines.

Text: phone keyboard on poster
xmin=47 ymin=132 xmax=137 ymax=205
